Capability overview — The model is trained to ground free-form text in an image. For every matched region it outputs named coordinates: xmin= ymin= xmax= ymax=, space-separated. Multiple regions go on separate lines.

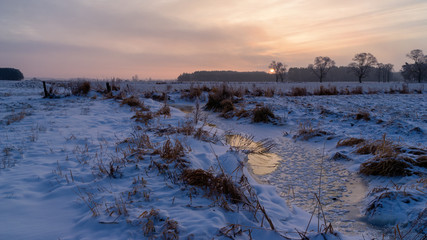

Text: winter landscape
xmin=1 ymin=0 xmax=427 ymax=239
xmin=0 ymin=79 xmax=425 ymax=239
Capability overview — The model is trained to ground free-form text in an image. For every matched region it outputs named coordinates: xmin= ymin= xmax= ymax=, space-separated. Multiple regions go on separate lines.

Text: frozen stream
xmin=251 ymin=138 xmax=390 ymax=239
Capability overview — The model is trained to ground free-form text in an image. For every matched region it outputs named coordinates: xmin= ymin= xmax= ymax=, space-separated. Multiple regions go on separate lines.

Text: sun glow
xmin=269 ymin=68 xmax=275 ymax=74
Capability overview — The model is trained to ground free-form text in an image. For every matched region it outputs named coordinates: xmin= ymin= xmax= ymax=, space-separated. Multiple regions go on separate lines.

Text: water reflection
xmin=226 ymin=134 xmax=281 ymax=175
xmin=256 ymin=138 xmax=387 ymax=239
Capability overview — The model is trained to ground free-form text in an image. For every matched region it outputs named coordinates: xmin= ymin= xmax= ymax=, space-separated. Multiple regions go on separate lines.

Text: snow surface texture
xmin=1 ymin=80 xmax=425 ymax=240
xmin=1 ymin=80 xmax=342 ymax=240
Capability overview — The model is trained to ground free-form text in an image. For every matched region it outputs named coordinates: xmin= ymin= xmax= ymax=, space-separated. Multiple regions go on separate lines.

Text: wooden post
xmin=43 ymin=81 xmax=49 ymax=98
xmin=106 ymin=82 xmax=111 ymax=93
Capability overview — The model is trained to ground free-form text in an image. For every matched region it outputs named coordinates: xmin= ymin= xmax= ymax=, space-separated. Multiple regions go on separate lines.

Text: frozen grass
xmin=252 ymin=105 xmax=276 ymax=123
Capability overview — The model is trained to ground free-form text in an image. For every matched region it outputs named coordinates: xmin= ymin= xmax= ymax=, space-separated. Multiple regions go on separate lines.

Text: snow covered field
xmin=0 ymin=80 xmax=425 ymax=239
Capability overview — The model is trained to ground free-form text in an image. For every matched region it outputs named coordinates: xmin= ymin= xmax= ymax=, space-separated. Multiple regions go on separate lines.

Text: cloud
xmin=0 ymin=0 xmax=426 ymax=78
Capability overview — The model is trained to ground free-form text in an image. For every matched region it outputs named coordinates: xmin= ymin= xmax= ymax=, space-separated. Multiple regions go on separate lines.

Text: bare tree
xmin=402 ymin=49 xmax=427 ymax=83
xmin=348 ymin=53 xmax=378 ymax=83
xmin=308 ymin=56 xmax=335 ymax=83
xmin=376 ymin=63 xmax=394 ymax=82
xmin=269 ymin=61 xmax=287 ymax=82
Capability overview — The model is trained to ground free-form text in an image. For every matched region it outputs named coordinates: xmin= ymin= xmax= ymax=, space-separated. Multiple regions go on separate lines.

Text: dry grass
xmin=181 ymin=168 xmax=242 ymax=203
xmin=355 ymin=111 xmax=370 ymax=121
xmin=351 ymin=86 xmax=363 ymax=94
xmin=6 ymin=110 xmax=27 ymax=125
xmin=156 ymin=104 xmax=171 ymax=118
xmin=181 ymin=85 xmax=202 ymax=100
xmin=159 ymin=139 xmax=185 ymax=162
xmin=131 ymin=110 xmax=153 ymax=125
xmin=121 ymin=96 xmax=146 ymax=109
xmin=176 ymin=121 xmax=195 ymax=136
xmin=313 ymin=85 xmax=338 ymax=95
xmin=415 ymin=155 xmax=427 ymax=168
xmin=294 ymin=122 xmax=329 ymax=140
xmin=289 ymin=87 xmax=308 ymax=96
xmin=234 ymin=107 xmax=250 ymax=120
xmin=71 ymin=81 xmax=91 ymax=95
xmin=336 ymin=137 xmax=365 ymax=147
xmin=252 ymin=105 xmax=275 ymax=123
xmin=355 ymin=136 xmax=398 ymax=157
xmin=360 ymin=157 xmax=412 ymax=177
xmin=205 ymin=84 xmax=235 ymax=112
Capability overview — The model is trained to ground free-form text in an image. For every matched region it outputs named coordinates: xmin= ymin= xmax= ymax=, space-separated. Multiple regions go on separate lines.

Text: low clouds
xmin=0 ymin=0 xmax=426 ymax=78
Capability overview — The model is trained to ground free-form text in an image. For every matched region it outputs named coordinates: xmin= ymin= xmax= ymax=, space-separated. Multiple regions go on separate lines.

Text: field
xmin=0 ymin=80 xmax=425 ymax=240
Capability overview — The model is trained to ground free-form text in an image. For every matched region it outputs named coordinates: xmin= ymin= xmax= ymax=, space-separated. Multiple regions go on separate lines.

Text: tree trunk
xmin=359 ymin=76 xmax=362 ymax=83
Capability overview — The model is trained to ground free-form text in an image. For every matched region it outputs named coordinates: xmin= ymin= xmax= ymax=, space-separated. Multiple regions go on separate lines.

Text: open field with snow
xmin=0 ymin=80 xmax=426 ymax=240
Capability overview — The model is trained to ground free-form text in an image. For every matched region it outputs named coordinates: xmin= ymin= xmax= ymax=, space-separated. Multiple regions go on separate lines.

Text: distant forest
xmin=177 ymin=67 xmax=402 ymax=83
xmin=0 ymin=68 xmax=24 ymax=80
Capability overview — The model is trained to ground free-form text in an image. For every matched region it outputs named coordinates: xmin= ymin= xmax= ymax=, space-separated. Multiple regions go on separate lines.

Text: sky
xmin=1 ymin=0 xmax=427 ymax=79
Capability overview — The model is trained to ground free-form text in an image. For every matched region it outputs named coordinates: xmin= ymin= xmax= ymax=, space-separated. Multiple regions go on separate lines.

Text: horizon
xmin=1 ymin=0 xmax=427 ymax=79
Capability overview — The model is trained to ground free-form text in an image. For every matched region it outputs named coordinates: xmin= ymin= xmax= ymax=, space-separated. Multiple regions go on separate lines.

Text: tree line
xmin=178 ymin=49 xmax=426 ymax=83
xmin=0 ymin=68 xmax=24 ymax=81
xmin=271 ymin=49 xmax=426 ymax=83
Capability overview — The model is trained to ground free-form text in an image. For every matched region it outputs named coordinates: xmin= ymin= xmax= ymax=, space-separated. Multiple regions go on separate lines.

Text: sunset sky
xmin=1 ymin=0 xmax=427 ymax=79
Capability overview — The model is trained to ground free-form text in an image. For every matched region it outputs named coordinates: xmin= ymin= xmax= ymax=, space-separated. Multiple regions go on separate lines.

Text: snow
xmin=1 ymin=80 xmax=425 ymax=240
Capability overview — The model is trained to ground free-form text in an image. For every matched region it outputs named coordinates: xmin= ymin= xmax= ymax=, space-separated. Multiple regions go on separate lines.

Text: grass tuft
xmin=252 ymin=105 xmax=275 ymax=123
xmin=336 ymin=137 xmax=365 ymax=147
xmin=181 ymin=168 xmax=242 ymax=203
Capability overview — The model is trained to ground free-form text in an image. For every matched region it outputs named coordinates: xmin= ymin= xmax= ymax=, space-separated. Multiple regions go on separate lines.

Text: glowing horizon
xmin=1 ymin=0 xmax=426 ymax=79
